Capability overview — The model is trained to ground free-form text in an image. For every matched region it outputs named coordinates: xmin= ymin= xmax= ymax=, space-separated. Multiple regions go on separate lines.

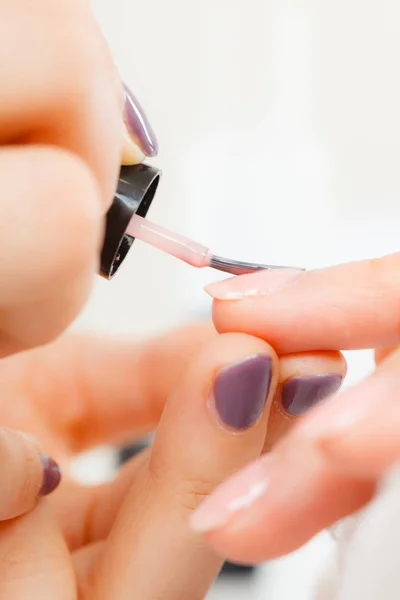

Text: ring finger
xmin=265 ymin=350 xmax=346 ymax=450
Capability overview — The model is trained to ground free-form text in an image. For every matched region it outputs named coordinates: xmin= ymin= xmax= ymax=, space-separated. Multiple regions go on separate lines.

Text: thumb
xmin=0 ymin=428 xmax=61 ymax=519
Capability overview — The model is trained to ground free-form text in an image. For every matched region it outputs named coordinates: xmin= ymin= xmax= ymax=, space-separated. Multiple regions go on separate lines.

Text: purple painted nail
xmin=214 ymin=355 xmax=273 ymax=431
xmin=123 ymin=83 xmax=158 ymax=157
xmin=39 ymin=455 xmax=62 ymax=496
xmin=282 ymin=373 xmax=343 ymax=417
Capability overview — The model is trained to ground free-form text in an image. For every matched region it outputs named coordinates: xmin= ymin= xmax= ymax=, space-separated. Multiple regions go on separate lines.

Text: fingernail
xmin=214 ymin=354 xmax=273 ymax=431
xmin=39 ymin=455 xmax=62 ymax=496
xmin=296 ymin=375 xmax=391 ymax=444
xmin=288 ymin=375 xmax=396 ymax=478
xmin=191 ymin=457 xmax=272 ymax=532
xmin=282 ymin=373 xmax=343 ymax=417
xmin=204 ymin=269 xmax=303 ymax=300
xmin=121 ymin=127 xmax=146 ymax=166
xmin=123 ymin=83 xmax=158 ymax=157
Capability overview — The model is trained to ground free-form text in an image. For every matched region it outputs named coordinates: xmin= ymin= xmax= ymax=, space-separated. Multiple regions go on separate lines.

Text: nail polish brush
xmin=100 ymin=164 xmax=303 ymax=280
xmin=125 ymin=214 xmax=296 ymax=276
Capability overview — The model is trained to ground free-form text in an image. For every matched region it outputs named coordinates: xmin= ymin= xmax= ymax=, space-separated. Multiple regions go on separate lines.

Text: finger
xmin=0 ymin=501 xmax=75 ymax=600
xmin=73 ymin=541 xmax=103 ymax=597
xmin=296 ymin=345 xmax=400 ymax=478
xmin=49 ymin=350 xmax=344 ymax=549
xmin=264 ymin=350 xmax=346 ymax=451
xmin=92 ymin=333 xmax=279 ymax=599
xmin=0 ymin=428 xmax=61 ymax=520
xmin=52 ymin=349 xmax=344 ymax=549
xmin=0 ymin=146 xmax=101 ymax=356
xmin=1 ymin=323 xmax=216 ymax=452
xmin=52 ymin=450 xmax=150 ymax=550
xmin=189 ymin=447 xmax=375 ymax=563
xmin=374 ymin=345 xmax=397 ymax=364
xmin=0 ymin=0 xmax=122 ymax=207
xmin=208 ymin=252 xmax=400 ymax=353
xmin=191 ymin=356 xmax=400 ymax=563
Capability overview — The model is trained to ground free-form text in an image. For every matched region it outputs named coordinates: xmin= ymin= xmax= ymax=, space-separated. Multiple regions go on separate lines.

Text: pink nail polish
xmin=204 ymin=269 xmax=303 ymax=301
xmin=190 ymin=457 xmax=272 ymax=533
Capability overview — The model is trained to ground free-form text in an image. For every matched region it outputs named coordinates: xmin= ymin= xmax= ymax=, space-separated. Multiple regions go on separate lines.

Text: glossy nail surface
xmin=39 ymin=455 xmax=61 ymax=496
xmin=205 ymin=269 xmax=303 ymax=300
xmin=214 ymin=355 xmax=273 ymax=430
xmin=282 ymin=374 xmax=343 ymax=417
xmin=123 ymin=83 xmax=158 ymax=157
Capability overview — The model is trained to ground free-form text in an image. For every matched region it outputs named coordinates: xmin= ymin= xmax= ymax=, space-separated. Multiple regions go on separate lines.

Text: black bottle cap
xmin=100 ymin=164 xmax=161 ymax=280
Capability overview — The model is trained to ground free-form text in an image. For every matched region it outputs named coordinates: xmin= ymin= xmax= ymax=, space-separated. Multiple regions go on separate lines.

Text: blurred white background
xmin=75 ymin=0 xmax=400 ymax=597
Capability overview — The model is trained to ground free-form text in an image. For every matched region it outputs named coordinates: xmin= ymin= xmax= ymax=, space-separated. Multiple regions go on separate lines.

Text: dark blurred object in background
xmin=118 ymin=440 xmax=149 ymax=464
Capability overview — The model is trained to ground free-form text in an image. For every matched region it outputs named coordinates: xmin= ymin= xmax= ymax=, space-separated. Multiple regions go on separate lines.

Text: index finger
xmin=1 ymin=323 xmax=216 ymax=454
xmin=208 ymin=252 xmax=400 ymax=353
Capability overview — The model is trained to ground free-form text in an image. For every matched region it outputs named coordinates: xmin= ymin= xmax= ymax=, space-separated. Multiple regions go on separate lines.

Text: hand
xmin=0 ymin=322 xmax=347 ymax=599
xmin=0 ymin=0 xmax=156 ymax=358
xmin=0 ymin=0 xmax=348 ymax=595
xmin=0 ymin=321 xmax=345 ymax=599
xmin=190 ymin=256 xmax=400 ymax=564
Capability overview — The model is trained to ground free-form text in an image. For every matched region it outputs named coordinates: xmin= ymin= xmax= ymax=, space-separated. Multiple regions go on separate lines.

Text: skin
xmin=0 ymin=0 xmax=346 ymax=597
xmin=189 ymin=256 xmax=400 ymax=565
xmin=0 ymin=326 xmax=346 ymax=599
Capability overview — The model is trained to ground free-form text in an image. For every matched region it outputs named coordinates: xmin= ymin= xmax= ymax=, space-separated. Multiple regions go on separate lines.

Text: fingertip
xmin=200 ymin=332 xmax=280 ymax=416
xmin=0 ymin=429 xmax=61 ymax=519
xmin=190 ymin=440 xmax=375 ymax=564
xmin=205 ymin=269 xmax=303 ymax=301
xmin=211 ymin=300 xmax=243 ymax=335
xmin=0 ymin=147 xmax=101 ymax=354
xmin=149 ymin=332 xmax=280 ymax=499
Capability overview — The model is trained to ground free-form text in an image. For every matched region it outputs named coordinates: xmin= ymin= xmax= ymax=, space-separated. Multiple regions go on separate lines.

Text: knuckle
xmin=148 ymin=451 xmax=220 ymax=513
xmin=172 ymin=479 xmax=218 ymax=513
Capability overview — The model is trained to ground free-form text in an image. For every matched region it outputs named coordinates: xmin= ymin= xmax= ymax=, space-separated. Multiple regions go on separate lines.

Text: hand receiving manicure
xmin=190 ymin=255 xmax=400 ymax=564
